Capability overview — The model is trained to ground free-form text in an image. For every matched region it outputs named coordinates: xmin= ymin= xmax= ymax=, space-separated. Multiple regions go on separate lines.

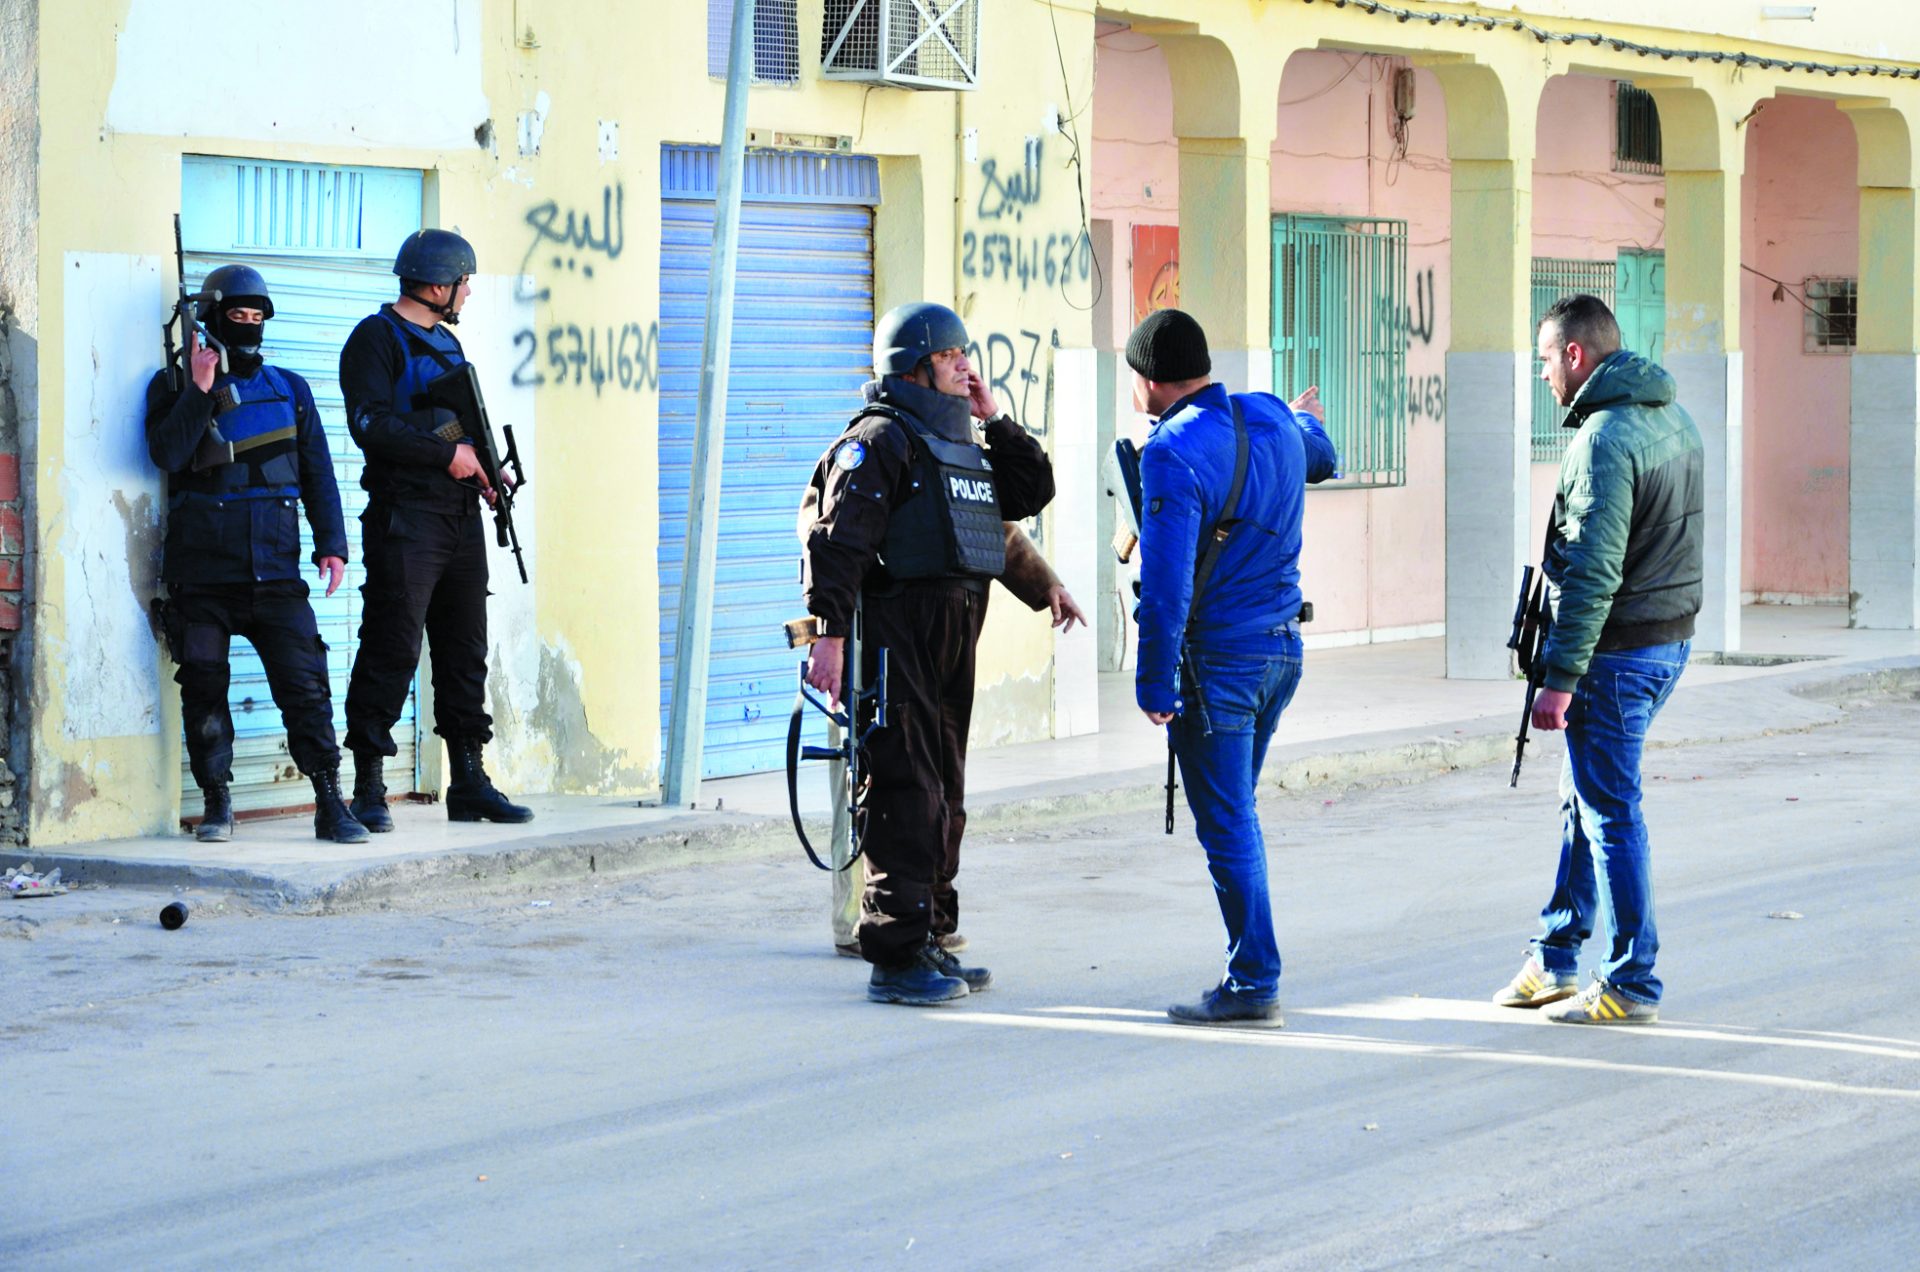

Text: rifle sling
xmin=1188 ymin=398 xmax=1249 ymax=615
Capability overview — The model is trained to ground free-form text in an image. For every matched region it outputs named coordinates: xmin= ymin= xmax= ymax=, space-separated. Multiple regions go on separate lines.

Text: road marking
xmin=933 ymin=1011 xmax=1920 ymax=1102
xmin=1300 ymin=997 xmax=1920 ymax=1063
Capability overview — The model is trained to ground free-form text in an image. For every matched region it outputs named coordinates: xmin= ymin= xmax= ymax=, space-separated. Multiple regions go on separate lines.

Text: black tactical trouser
xmin=854 ymin=579 xmax=988 ymax=967
xmin=344 ymin=501 xmax=492 ymax=757
xmin=168 ymin=581 xmax=339 ymax=789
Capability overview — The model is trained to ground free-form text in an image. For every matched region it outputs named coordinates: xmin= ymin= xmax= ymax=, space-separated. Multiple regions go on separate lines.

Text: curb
xmin=7 ymin=655 xmax=1918 ymax=914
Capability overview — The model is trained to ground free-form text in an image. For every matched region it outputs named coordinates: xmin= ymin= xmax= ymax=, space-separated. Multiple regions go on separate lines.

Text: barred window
xmin=708 ymin=0 xmax=800 ymax=85
xmin=1271 ymin=215 xmax=1409 ymax=488
xmin=1529 ymin=258 xmax=1617 ymax=462
xmin=1614 ymin=83 xmax=1663 ymax=175
xmin=1804 ymin=277 xmax=1857 ymax=352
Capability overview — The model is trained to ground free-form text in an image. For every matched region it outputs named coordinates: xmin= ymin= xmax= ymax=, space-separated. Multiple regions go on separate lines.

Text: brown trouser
xmin=854 ymin=579 xmax=988 ymax=966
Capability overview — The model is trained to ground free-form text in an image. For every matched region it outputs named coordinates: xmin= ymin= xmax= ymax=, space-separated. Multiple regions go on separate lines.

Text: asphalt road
xmin=6 ymin=700 xmax=1919 ymax=1270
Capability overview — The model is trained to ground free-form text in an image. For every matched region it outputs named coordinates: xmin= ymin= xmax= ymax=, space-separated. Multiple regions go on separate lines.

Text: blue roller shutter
xmin=178 ymin=156 xmax=423 ymax=814
xmin=658 ymin=145 xmax=879 ymax=778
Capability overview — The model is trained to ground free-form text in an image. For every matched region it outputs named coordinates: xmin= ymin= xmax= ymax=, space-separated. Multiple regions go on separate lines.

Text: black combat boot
xmin=310 ymin=767 xmax=370 ymax=845
xmin=446 ymin=737 xmax=534 ymax=823
xmin=867 ymin=946 xmax=970 ymax=1006
xmin=196 ymin=784 xmax=234 ymax=843
xmin=349 ymin=750 xmax=394 ymax=834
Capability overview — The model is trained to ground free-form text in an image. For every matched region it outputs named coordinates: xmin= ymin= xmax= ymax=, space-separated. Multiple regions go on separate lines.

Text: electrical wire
xmin=1047 ymin=0 xmax=1106 ymax=312
xmin=1295 ymin=0 xmax=1920 ymax=80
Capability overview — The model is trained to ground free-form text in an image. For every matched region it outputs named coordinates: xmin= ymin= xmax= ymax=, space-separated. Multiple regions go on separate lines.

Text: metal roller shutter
xmin=658 ymin=145 xmax=879 ymax=778
xmin=177 ymin=157 xmax=423 ymax=816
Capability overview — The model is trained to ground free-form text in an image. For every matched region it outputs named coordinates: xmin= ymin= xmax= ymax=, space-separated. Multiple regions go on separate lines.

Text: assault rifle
xmin=783 ymin=602 xmax=889 ymax=872
xmin=1507 ymin=564 xmax=1553 ymax=787
xmin=421 ymin=364 xmax=531 ymax=583
xmin=162 ymin=213 xmax=227 ymax=395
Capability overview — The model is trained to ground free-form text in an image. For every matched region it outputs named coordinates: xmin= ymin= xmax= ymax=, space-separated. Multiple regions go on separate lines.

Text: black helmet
xmin=874 ymin=302 xmax=969 ymax=376
xmin=197 ymin=264 xmax=274 ymax=322
xmin=392 ymin=229 xmax=477 ymax=285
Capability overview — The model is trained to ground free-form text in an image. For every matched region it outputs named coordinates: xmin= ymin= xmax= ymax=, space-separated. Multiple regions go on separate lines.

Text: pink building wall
xmin=1740 ymin=95 xmax=1859 ymax=603
xmin=1093 ymin=41 xmax=1680 ymax=641
xmin=1527 ymin=74 xmax=1668 ymax=561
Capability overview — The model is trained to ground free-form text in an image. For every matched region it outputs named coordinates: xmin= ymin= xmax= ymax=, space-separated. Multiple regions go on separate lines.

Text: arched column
xmin=1841 ymin=99 xmax=1920 ymax=629
xmin=1158 ymin=30 xmax=1291 ymax=393
xmin=1431 ymin=58 xmax=1542 ymax=678
xmin=1645 ymin=80 xmax=1753 ymax=653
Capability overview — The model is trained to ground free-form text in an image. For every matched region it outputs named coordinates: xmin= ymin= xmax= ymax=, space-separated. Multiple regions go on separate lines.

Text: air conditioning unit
xmin=821 ymin=0 xmax=980 ymax=91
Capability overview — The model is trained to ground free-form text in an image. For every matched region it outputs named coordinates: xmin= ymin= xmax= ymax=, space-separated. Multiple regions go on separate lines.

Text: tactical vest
xmin=162 ymin=365 xmax=306 ymax=584
xmin=170 ymin=364 xmax=302 ymax=499
xmin=379 ymin=308 xmax=467 ymax=409
xmin=866 ymin=406 xmax=1007 ymax=582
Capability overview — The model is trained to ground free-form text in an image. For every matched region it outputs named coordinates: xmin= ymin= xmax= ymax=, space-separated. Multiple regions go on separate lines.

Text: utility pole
xmin=662 ymin=0 xmax=754 ymax=807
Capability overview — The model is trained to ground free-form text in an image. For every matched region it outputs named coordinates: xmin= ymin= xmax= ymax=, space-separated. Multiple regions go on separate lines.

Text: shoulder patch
xmin=832 ymin=439 xmax=867 ymax=472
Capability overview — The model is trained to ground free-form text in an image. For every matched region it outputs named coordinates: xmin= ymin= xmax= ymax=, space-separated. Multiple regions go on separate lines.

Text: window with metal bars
xmin=1529 ymin=257 xmax=1618 ymax=462
xmin=708 ymin=0 xmax=800 ymax=85
xmin=1271 ymin=215 xmax=1408 ymax=488
xmin=1803 ymin=277 xmax=1857 ymax=352
xmin=1614 ymin=83 xmax=1663 ymax=174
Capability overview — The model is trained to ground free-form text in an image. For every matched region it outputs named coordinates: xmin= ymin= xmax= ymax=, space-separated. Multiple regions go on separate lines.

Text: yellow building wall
xmin=23 ymin=0 xmax=1097 ymax=844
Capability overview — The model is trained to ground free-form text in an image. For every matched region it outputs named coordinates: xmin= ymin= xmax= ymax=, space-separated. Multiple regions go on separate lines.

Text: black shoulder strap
xmin=1189 ymin=397 xmax=1248 ymax=610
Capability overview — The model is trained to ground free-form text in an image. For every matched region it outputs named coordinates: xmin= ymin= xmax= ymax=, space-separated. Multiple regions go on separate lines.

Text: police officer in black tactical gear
xmin=145 ymin=264 xmax=368 ymax=845
xmin=800 ymin=301 xmax=1055 ymax=1006
xmin=338 ymin=229 xmax=531 ymax=830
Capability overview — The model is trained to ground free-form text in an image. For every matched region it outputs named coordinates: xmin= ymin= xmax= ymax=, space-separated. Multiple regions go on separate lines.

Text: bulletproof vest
xmin=171 ymin=364 xmax=302 ymax=498
xmin=379 ymin=308 xmax=467 ymax=409
xmin=361 ymin=308 xmax=473 ymax=511
xmin=867 ymin=406 xmax=1007 ymax=582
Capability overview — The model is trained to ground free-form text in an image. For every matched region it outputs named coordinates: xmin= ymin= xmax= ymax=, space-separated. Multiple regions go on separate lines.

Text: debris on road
xmin=5 ymin=864 xmax=66 ymax=899
xmin=1767 ymin=911 xmax=1805 ymax=921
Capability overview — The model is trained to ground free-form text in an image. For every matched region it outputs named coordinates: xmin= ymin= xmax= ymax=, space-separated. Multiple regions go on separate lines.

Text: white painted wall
xmin=106 ymin=0 xmax=488 ymax=150
xmin=1051 ymin=347 xmax=1099 ymax=737
xmin=59 ymin=252 xmax=166 ymax=740
xmin=455 ymin=273 xmax=543 ymax=793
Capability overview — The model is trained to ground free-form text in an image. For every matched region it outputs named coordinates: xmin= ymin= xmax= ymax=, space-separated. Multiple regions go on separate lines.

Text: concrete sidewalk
xmin=6 ymin=605 xmax=1917 ymax=909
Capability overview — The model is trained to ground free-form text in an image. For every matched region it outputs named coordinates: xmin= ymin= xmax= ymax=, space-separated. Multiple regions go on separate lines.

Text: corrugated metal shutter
xmin=658 ymin=145 xmax=878 ymax=778
xmin=178 ymin=157 xmax=423 ymax=815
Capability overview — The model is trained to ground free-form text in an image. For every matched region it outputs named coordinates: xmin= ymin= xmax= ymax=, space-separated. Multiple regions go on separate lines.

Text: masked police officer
xmin=145 ymin=265 xmax=367 ymax=844
xmin=338 ymin=229 xmax=531 ymax=830
xmin=799 ymin=302 xmax=1055 ymax=1005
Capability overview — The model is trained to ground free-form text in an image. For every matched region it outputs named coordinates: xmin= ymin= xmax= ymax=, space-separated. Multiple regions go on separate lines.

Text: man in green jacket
xmin=1494 ymin=294 xmax=1704 ymax=1026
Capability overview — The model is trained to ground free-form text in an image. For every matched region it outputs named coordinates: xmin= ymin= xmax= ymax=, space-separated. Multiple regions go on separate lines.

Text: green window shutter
xmin=1271 ymin=215 xmax=1408 ymax=488
xmin=1529 ymin=256 xmax=1618 ymax=462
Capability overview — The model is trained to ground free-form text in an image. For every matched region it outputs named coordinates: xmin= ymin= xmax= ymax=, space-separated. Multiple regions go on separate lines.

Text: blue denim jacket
xmin=1135 ymin=384 xmax=1337 ymax=714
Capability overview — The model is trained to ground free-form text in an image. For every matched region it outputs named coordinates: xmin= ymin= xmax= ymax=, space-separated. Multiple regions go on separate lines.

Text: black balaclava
xmin=213 ymin=305 xmax=267 ymax=377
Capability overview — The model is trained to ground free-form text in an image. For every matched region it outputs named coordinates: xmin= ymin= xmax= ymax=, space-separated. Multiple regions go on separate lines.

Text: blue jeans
xmin=1532 ymin=640 xmax=1689 ymax=1004
xmin=1169 ymin=627 xmax=1304 ymax=1001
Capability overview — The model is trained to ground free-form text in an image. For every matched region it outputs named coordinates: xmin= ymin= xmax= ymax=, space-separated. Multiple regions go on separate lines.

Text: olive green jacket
xmin=1541 ymin=350 xmax=1705 ymax=692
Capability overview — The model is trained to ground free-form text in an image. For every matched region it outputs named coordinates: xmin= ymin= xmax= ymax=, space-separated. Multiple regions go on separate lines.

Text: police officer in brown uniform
xmin=800 ymin=302 xmax=1056 ymax=1005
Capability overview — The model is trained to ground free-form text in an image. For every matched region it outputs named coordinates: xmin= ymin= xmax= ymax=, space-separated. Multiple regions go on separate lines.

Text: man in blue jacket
xmin=146 ymin=265 xmax=367 ymax=845
xmin=1129 ymin=308 xmax=1337 ymax=1028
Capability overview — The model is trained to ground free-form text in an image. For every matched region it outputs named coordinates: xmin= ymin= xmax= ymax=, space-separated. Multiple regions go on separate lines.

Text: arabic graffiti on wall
xmin=962 ymin=137 xmax=1092 ymax=297
xmin=966 ymin=327 xmax=1060 ymax=438
xmin=510 ymin=182 xmax=658 ymax=394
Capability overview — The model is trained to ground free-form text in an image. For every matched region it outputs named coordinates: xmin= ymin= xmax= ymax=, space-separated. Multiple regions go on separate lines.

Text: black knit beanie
xmin=1125 ymin=308 xmax=1211 ymax=382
